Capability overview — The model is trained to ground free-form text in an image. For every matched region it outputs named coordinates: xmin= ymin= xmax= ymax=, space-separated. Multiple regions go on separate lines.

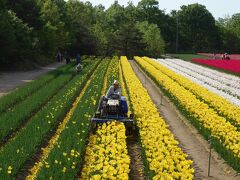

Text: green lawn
xmin=169 ymin=53 xmax=211 ymax=61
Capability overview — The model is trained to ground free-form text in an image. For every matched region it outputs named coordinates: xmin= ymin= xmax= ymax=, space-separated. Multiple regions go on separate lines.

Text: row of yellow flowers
xmin=81 ymin=122 xmax=130 ymax=180
xmin=121 ymin=56 xmax=194 ymax=179
xmin=135 ymin=56 xmax=240 ymax=171
xmin=81 ymin=58 xmax=130 ymax=179
xmin=142 ymin=57 xmax=240 ymax=129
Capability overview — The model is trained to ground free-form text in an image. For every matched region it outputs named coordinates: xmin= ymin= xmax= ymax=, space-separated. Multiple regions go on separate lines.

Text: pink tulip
xmin=192 ymin=58 xmax=240 ymax=73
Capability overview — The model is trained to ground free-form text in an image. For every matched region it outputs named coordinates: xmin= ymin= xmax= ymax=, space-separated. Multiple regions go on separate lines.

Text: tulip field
xmin=156 ymin=58 xmax=240 ymax=106
xmin=135 ymin=56 xmax=240 ymax=172
xmin=1 ymin=55 xmax=240 ymax=179
xmin=192 ymin=59 xmax=240 ymax=73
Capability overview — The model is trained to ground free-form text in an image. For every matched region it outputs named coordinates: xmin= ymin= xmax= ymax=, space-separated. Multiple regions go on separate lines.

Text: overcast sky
xmin=81 ymin=0 xmax=240 ymax=19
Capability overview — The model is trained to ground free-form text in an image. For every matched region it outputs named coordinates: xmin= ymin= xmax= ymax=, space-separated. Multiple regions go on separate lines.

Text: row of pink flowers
xmin=197 ymin=53 xmax=240 ymax=60
xmin=192 ymin=58 xmax=240 ymax=73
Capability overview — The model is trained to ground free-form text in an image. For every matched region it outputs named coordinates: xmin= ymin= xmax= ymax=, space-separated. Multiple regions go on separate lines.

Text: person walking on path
xmin=65 ymin=53 xmax=71 ymax=64
xmin=75 ymin=53 xmax=83 ymax=72
xmin=56 ymin=51 xmax=62 ymax=62
xmin=76 ymin=53 xmax=81 ymax=65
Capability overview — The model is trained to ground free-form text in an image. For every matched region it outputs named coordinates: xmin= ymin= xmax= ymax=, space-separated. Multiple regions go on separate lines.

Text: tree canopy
xmin=0 ymin=0 xmax=239 ymax=70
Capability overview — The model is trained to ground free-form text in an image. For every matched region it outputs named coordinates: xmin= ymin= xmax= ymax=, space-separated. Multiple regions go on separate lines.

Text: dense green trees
xmin=0 ymin=0 xmax=239 ymax=70
xmin=0 ymin=9 xmax=34 ymax=69
xmin=218 ymin=14 xmax=240 ymax=53
xmin=137 ymin=21 xmax=165 ymax=56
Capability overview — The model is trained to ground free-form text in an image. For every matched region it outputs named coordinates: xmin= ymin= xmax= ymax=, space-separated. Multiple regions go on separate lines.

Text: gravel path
xmin=130 ymin=60 xmax=239 ymax=180
xmin=0 ymin=62 xmax=63 ymax=97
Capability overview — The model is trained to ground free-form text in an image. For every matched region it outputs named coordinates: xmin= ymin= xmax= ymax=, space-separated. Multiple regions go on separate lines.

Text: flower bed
xmin=121 ymin=56 xmax=194 ymax=179
xmin=81 ymin=122 xmax=130 ymax=180
xmin=156 ymin=58 xmax=240 ymax=105
xmin=192 ymin=59 xmax=240 ymax=73
xmin=0 ymin=58 xmax=101 ymax=179
xmin=28 ymin=59 xmax=110 ymax=179
xmin=144 ymin=57 xmax=240 ymax=130
xmin=135 ymin=56 xmax=240 ymax=172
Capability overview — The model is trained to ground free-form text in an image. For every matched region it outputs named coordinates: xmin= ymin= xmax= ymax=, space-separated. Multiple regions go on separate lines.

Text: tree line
xmin=0 ymin=0 xmax=240 ymax=70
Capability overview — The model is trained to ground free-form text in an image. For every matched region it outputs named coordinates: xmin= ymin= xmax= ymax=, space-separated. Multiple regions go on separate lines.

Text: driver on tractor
xmin=106 ymin=80 xmax=121 ymax=99
xmin=98 ymin=80 xmax=121 ymax=112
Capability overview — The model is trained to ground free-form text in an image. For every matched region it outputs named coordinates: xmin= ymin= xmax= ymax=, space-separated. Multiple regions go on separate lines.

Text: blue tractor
xmin=91 ymin=93 xmax=135 ymax=134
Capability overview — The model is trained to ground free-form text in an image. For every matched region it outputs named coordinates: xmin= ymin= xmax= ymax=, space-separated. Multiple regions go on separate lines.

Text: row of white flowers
xmin=155 ymin=58 xmax=240 ymax=107
xmin=156 ymin=59 xmax=240 ymax=98
xmin=159 ymin=58 xmax=240 ymax=89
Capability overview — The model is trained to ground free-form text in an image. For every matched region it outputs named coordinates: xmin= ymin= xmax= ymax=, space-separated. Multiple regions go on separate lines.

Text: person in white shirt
xmin=106 ymin=80 xmax=121 ymax=99
xmin=98 ymin=80 xmax=121 ymax=112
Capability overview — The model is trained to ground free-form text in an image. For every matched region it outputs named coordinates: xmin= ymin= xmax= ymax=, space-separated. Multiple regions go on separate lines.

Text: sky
xmin=81 ymin=0 xmax=240 ymax=19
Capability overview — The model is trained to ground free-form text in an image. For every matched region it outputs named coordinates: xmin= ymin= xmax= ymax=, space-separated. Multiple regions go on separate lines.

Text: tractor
xmin=91 ymin=93 xmax=135 ymax=134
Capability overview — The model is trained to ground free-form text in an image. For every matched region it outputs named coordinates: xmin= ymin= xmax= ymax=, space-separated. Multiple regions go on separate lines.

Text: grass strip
xmin=0 ymin=64 xmax=76 ymax=143
xmin=0 ymin=63 xmax=71 ymax=114
xmin=0 ymin=58 xmax=101 ymax=179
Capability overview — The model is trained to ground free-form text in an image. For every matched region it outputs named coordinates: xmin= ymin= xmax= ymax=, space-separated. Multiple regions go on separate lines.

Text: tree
xmin=65 ymin=0 xmax=97 ymax=55
xmin=0 ymin=10 xmax=33 ymax=69
xmin=1 ymin=0 xmax=240 ymax=70
xmin=217 ymin=14 xmax=240 ymax=53
xmin=136 ymin=0 xmax=175 ymax=52
xmin=226 ymin=13 xmax=240 ymax=38
xmin=115 ymin=24 xmax=145 ymax=57
xmin=137 ymin=21 xmax=165 ymax=57
xmin=137 ymin=0 xmax=159 ymax=23
xmin=0 ymin=0 xmax=6 ymax=10
xmin=177 ymin=3 xmax=221 ymax=52
xmin=38 ymin=0 xmax=69 ymax=56
xmin=5 ymin=0 xmax=42 ymax=29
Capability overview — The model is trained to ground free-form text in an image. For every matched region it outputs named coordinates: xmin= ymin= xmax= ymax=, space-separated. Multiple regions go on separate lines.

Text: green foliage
xmin=0 ymin=10 xmax=34 ymax=69
xmin=0 ymin=58 xmax=100 ymax=179
xmin=0 ymin=64 xmax=75 ymax=143
xmin=1 ymin=0 xmax=240 ymax=69
xmin=137 ymin=21 xmax=165 ymax=57
xmin=228 ymin=13 xmax=240 ymax=37
xmin=38 ymin=0 xmax=69 ymax=56
xmin=5 ymin=0 xmax=42 ymax=29
xmin=217 ymin=13 xmax=240 ymax=52
xmin=65 ymin=0 xmax=97 ymax=55
xmin=177 ymin=3 xmax=221 ymax=52
xmin=0 ymin=64 xmax=72 ymax=114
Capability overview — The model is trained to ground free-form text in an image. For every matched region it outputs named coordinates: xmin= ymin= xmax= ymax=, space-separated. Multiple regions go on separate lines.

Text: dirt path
xmin=130 ymin=60 xmax=240 ymax=180
xmin=0 ymin=62 xmax=63 ymax=97
xmin=127 ymin=131 xmax=146 ymax=180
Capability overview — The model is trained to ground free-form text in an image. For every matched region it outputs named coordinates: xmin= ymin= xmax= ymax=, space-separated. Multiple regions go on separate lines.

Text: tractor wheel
xmin=130 ymin=114 xmax=134 ymax=119
xmin=91 ymin=122 xmax=97 ymax=134
xmin=95 ymin=112 xmax=100 ymax=118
